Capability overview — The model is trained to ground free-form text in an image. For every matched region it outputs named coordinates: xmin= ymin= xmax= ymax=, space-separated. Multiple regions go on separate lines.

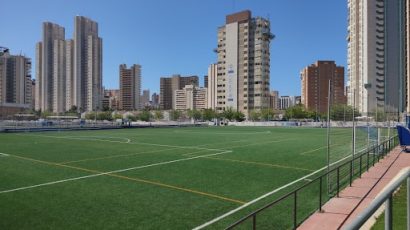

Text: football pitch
xmin=0 ymin=126 xmax=373 ymax=229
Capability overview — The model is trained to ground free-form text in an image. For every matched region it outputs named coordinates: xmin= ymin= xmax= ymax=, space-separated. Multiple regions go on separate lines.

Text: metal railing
xmin=226 ymin=135 xmax=398 ymax=230
xmin=344 ymin=167 xmax=410 ymax=230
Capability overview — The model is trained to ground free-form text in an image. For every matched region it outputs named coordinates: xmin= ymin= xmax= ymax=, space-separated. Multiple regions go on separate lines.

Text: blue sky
xmin=1 ymin=0 xmax=347 ymax=96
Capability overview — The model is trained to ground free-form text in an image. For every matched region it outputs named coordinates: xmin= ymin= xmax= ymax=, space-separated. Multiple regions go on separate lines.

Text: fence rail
xmin=226 ymin=135 xmax=398 ymax=230
xmin=343 ymin=167 xmax=410 ymax=230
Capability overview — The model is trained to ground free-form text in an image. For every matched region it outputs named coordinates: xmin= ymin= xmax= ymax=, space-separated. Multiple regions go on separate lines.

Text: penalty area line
xmin=0 ymin=153 xmax=9 ymax=157
xmin=193 ymin=153 xmax=356 ymax=230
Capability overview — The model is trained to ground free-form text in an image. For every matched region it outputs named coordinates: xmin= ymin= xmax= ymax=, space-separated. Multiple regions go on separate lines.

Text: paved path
xmin=298 ymin=146 xmax=408 ymax=230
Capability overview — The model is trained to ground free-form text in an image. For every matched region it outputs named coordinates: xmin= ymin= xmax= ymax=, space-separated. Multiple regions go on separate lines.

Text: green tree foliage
xmin=233 ymin=111 xmax=245 ymax=122
xmin=40 ymin=111 xmax=53 ymax=119
xmin=249 ymin=110 xmax=261 ymax=121
xmin=170 ymin=110 xmax=182 ymax=121
xmin=154 ymin=110 xmax=163 ymax=121
xmin=222 ymin=107 xmax=235 ymax=121
xmin=202 ymin=109 xmax=216 ymax=121
xmin=285 ymin=105 xmax=312 ymax=120
xmin=187 ymin=109 xmax=202 ymax=121
xmin=261 ymin=109 xmax=275 ymax=121
xmin=112 ymin=113 xmax=123 ymax=120
xmin=126 ymin=114 xmax=137 ymax=122
xmin=97 ymin=111 xmax=113 ymax=121
xmin=330 ymin=104 xmax=360 ymax=121
xmin=138 ymin=110 xmax=152 ymax=122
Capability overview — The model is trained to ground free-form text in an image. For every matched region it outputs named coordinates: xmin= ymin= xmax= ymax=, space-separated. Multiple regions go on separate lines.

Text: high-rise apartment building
xmin=0 ymin=48 xmax=32 ymax=106
xmin=269 ymin=90 xmax=279 ymax=110
xmin=207 ymin=64 xmax=218 ymax=110
xmin=74 ymin=16 xmax=103 ymax=112
xmin=215 ymin=10 xmax=274 ymax=116
xmin=151 ymin=93 xmax=159 ymax=108
xmin=279 ymin=96 xmax=300 ymax=110
xmin=119 ymin=64 xmax=141 ymax=111
xmin=36 ymin=22 xmax=65 ymax=112
xmin=301 ymin=61 xmax=346 ymax=114
xmin=174 ymin=85 xmax=207 ymax=110
xmin=36 ymin=16 xmax=102 ymax=113
xmin=159 ymin=74 xmax=198 ymax=110
xmin=141 ymin=89 xmax=150 ymax=108
xmin=347 ymin=0 xmax=405 ymax=114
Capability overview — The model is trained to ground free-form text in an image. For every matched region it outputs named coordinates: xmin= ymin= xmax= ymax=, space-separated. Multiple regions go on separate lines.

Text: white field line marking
xmin=228 ymin=138 xmax=294 ymax=149
xmin=174 ymin=130 xmax=271 ymax=135
xmin=18 ymin=133 xmax=226 ymax=152
xmin=0 ymin=153 xmax=9 ymax=157
xmin=0 ymin=150 xmax=233 ymax=194
xmin=182 ymin=150 xmax=209 ymax=157
xmin=193 ymin=153 xmax=357 ymax=230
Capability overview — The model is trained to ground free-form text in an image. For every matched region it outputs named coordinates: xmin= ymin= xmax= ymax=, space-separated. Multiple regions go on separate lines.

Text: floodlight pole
xmin=327 ymin=80 xmax=331 ymax=194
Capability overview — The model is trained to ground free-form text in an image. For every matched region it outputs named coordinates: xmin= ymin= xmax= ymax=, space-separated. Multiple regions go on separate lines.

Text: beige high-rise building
xmin=207 ymin=64 xmax=217 ymax=109
xmin=74 ymin=16 xmax=103 ymax=112
xmin=174 ymin=85 xmax=207 ymax=110
xmin=119 ymin=64 xmax=141 ymax=111
xmin=159 ymin=75 xmax=198 ymax=110
xmin=0 ymin=48 xmax=32 ymax=106
xmin=36 ymin=22 xmax=65 ymax=112
xmin=215 ymin=10 xmax=273 ymax=116
xmin=348 ymin=0 xmax=405 ymax=114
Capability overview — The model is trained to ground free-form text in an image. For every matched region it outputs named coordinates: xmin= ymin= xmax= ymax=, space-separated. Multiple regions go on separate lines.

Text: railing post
xmin=294 ymin=191 xmax=297 ymax=230
xmin=319 ymin=176 xmax=323 ymax=212
xmin=359 ymin=155 xmax=362 ymax=178
xmin=407 ymin=177 xmax=410 ymax=230
xmin=252 ymin=214 xmax=256 ymax=230
xmin=350 ymin=161 xmax=353 ymax=186
xmin=385 ymin=194 xmax=393 ymax=230
xmin=337 ymin=167 xmax=340 ymax=197
xmin=367 ymin=150 xmax=370 ymax=172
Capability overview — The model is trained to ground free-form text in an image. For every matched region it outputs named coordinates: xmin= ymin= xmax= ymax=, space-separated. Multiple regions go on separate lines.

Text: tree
xmin=170 ymin=110 xmax=181 ymax=121
xmin=97 ymin=111 xmax=113 ymax=121
xmin=113 ymin=113 xmax=123 ymax=120
xmin=126 ymin=114 xmax=137 ymax=122
xmin=249 ymin=110 xmax=261 ymax=121
xmin=261 ymin=109 xmax=274 ymax=121
xmin=222 ymin=107 xmax=235 ymax=121
xmin=154 ymin=110 xmax=163 ymax=121
xmin=202 ymin=109 xmax=216 ymax=121
xmin=68 ymin=105 xmax=78 ymax=113
xmin=138 ymin=110 xmax=152 ymax=122
xmin=40 ymin=111 xmax=53 ymax=119
xmin=187 ymin=109 xmax=202 ymax=121
xmin=330 ymin=104 xmax=360 ymax=121
xmin=285 ymin=105 xmax=310 ymax=120
xmin=233 ymin=111 xmax=245 ymax=122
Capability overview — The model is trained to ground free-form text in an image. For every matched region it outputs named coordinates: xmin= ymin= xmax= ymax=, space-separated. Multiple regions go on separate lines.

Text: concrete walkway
xmin=298 ymin=146 xmax=408 ymax=230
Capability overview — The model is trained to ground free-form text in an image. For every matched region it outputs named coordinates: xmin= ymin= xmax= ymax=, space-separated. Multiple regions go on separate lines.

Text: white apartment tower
xmin=215 ymin=10 xmax=273 ymax=116
xmin=74 ymin=16 xmax=103 ymax=112
xmin=347 ymin=0 xmax=404 ymax=114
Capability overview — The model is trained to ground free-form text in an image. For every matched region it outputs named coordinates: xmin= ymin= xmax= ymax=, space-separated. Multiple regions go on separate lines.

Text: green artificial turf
xmin=0 ymin=126 xmax=392 ymax=229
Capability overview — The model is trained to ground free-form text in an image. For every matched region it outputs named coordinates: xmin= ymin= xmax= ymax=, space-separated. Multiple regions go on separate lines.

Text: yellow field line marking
xmin=8 ymin=154 xmax=245 ymax=205
xmin=60 ymin=147 xmax=181 ymax=164
xmin=205 ymin=157 xmax=314 ymax=172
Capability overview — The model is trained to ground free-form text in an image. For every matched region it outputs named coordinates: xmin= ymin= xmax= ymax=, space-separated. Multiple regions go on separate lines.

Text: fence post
xmin=252 ymin=214 xmax=256 ymax=230
xmin=294 ymin=191 xmax=297 ymax=230
xmin=337 ymin=167 xmax=340 ymax=197
xmin=385 ymin=194 xmax=392 ymax=230
xmin=359 ymin=155 xmax=362 ymax=178
xmin=350 ymin=161 xmax=353 ymax=186
xmin=319 ymin=176 xmax=323 ymax=212
xmin=408 ymin=177 xmax=410 ymax=230
xmin=367 ymin=150 xmax=370 ymax=172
